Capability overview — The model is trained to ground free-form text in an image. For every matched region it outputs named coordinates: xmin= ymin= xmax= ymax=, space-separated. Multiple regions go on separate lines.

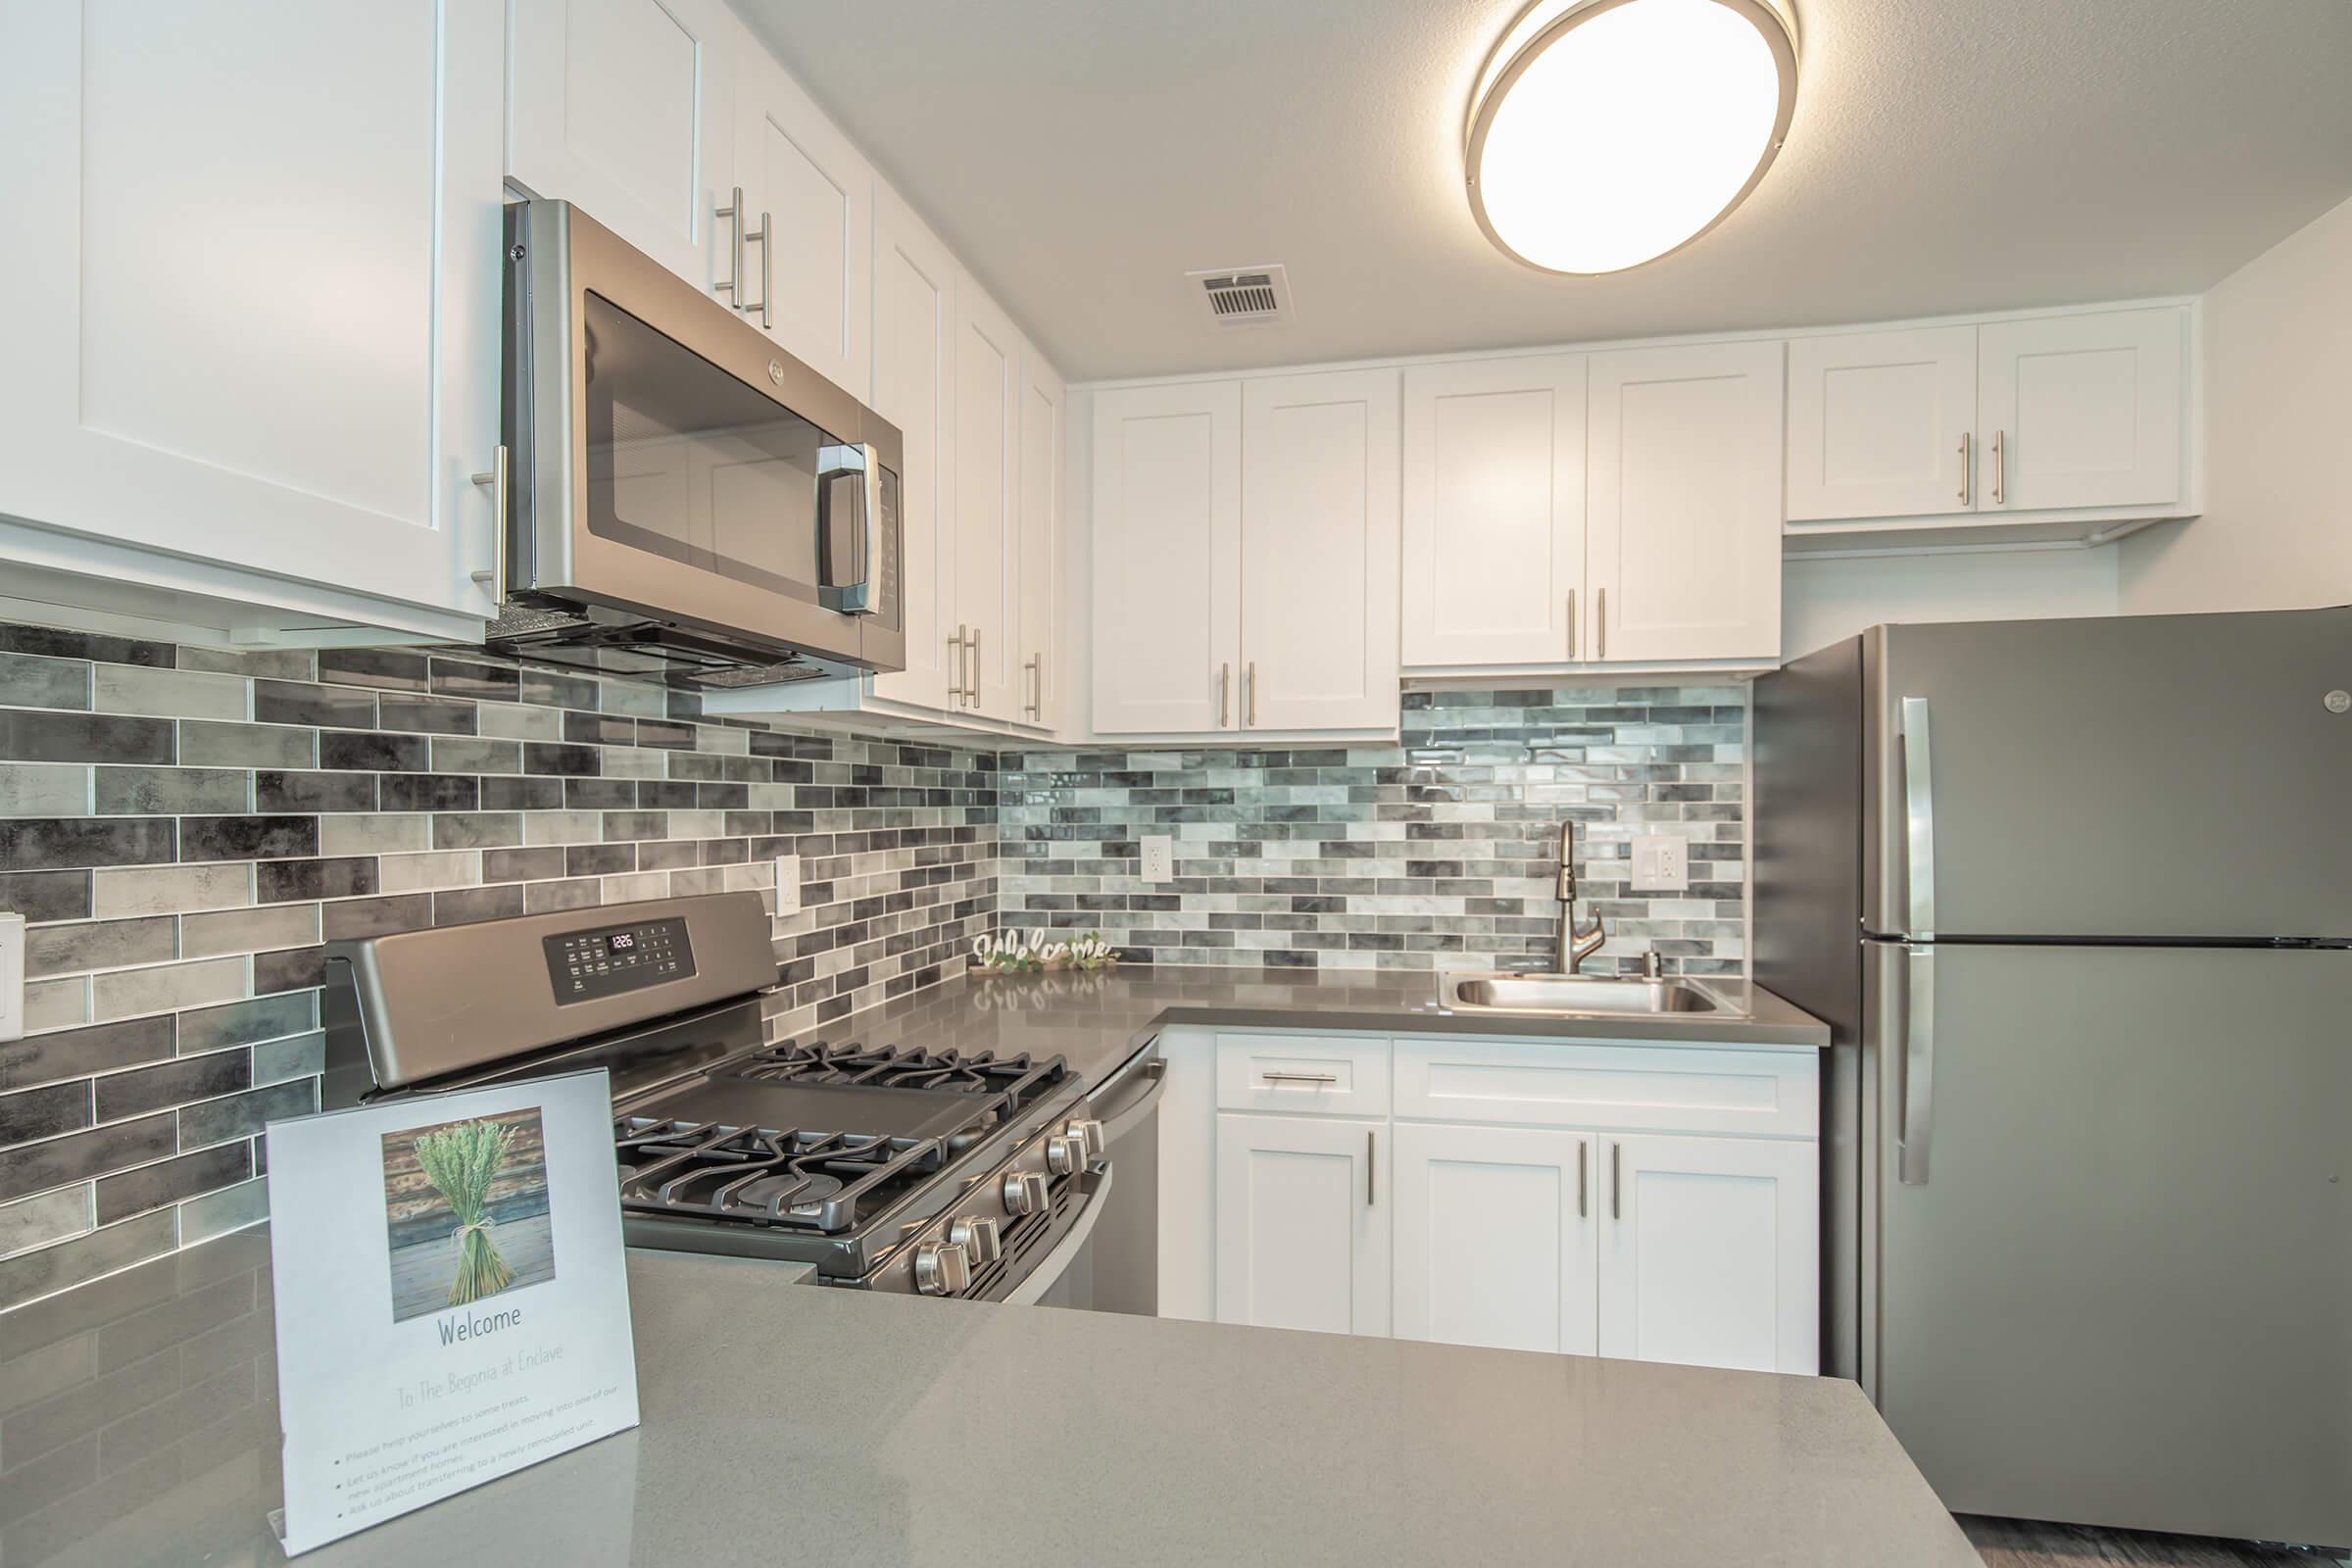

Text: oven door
xmin=1012 ymin=1044 xmax=1166 ymax=1313
xmin=509 ymin=200 xmax=904 ymax=671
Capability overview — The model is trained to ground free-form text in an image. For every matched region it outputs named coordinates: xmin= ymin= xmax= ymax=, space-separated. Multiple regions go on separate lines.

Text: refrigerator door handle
xmin=1899 ymin=945 xmax=1936 ymax=1184
xmin=1899 ymin=696 xmax=1937 ymax=938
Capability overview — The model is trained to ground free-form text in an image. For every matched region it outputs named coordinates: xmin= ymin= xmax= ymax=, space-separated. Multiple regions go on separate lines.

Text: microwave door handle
xmin=816 ymin=443 xmax=879 ymax=616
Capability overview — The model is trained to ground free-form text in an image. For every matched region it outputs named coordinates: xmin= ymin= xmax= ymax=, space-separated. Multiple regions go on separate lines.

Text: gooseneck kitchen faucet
xmin=1555 ymin=818 xmax=1607 ymax=974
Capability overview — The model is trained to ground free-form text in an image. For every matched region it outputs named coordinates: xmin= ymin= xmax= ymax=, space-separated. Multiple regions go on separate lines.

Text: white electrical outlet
xmin=772 ymin=855 xmax=802 ymax=914
xmin=0 ymin=912 xmax=23 ymax=1043
xmin=1631 ymin=835 xmax=1690 ymax=892
xmin=1141 ymin=835 xmax=1175 ymax=885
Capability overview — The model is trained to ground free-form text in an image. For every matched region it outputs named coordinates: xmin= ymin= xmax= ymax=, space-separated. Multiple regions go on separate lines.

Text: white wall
xmin=2119 ymin=194 xmax=2352 ymax=612
xmin=1782 ymin=548 xmax=2119 ymax=662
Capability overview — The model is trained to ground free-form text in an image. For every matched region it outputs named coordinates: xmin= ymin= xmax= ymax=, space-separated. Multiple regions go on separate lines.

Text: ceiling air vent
xmin=1186 ymin=265 xmax=1292 ymax=329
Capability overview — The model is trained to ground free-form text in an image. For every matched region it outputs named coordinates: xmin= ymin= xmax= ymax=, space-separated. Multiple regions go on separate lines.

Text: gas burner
xmin=612 ymin=1117 xmax=950 ymax=1233
xmin=724 ymin=1039 xmax=1070 ymax=1120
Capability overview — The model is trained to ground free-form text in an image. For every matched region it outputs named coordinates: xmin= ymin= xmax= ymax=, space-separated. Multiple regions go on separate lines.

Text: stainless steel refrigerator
xmin=1754 ymin=606 xmax=2350 ymax=1547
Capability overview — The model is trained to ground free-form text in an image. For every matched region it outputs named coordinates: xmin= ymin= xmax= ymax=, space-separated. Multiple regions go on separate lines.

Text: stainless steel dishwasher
xmin=1030 ymin=1039 xmax=1165 ymax=1314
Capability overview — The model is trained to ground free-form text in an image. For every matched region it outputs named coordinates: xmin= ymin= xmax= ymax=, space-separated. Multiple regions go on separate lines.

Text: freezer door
xmin=1864 ymin=606 xmax=2352 ymax=939
xmin=1865 ymin=941 xmax=2352 ymax=1544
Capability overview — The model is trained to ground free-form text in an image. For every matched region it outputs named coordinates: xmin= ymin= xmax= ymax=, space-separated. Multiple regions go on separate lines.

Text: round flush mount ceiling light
xmin=1466 ymin=0 xmax=1798 ymax=275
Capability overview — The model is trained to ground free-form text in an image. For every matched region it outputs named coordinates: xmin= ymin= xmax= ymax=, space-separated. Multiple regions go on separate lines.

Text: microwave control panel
xmin=543 ymin=917 xmax=696 ymax=1004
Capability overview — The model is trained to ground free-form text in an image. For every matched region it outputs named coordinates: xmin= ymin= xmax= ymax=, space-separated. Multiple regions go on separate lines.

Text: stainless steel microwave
xmin=491 ymin=199 xmax=904 ymax=685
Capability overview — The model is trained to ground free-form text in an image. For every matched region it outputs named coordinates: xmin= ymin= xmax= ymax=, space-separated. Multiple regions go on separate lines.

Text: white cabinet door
xmin=1978 ymin=309 xmax=2183 ymax=512
xmin=1239 ymin=370 xmax=1400 ymax=731
xmin=868 ymin=183 xmax=956 ymax=711
xmin=1588 ymin=341 xmax=1784 ymax=664
xmin=1786 ymin=327 xmax=1977 ymax=520
xmin=1597 ymin=1133 xmax=1818 ymax=1375
xmin=1401 ymin=356 xmax=1588 ymax=666
xmin=1216 ymin=1114 xmax=1390 ymax=1337
xmin=0 ymin=1 xmax=502 ymax=619
xmin=508 ymin=0 xmax=734 ymax=294
xmin=953 ymin=276 xmax=1021 ymax=720
xmin=731 ymin=41 xmax=871 ymax=398
xmin=1394 ymin=1123 xmax=1597 ymax=1355
xmin=1014 ymin=343 xmax=1064 ymax=729
xmin=1092 ymin=383 xmax=1243 ymax=736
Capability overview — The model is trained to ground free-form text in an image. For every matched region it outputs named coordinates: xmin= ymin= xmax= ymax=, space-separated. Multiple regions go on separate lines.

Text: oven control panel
xmin=543 ymin=916 xmax=695 ymax=1004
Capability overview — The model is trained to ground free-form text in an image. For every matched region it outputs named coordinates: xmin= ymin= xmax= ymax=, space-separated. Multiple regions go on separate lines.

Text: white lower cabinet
xmin=1597 ymin=1133 xmax=1819 ymax=1375
xmin=1393 ymin=1122 xmax=1598 ymax=1355
xmin=1214 ymin=1113 xmax=1390 ymax=1337
xmin=1177 ymin=1028 xmax=1820 ymax=1374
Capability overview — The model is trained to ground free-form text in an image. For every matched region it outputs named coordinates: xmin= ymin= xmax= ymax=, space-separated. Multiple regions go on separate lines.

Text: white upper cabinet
xmin=1393 ymin=1122 xmax=1598 ymax=1356
xmin=1787 ymin=327 xmax=1977 ymax=520
xmin=1787 ymin=307 xmax=2188 ymax=531
xmin=730 ymin=39 xmax=872 ymax=397
xmin=508 ymin=0 xmax=735 ymax=294
xmin=1401 ymin=356 xmax=1589 ymax=668
xmin=1092 ymin=383 xmax=1244 ymax=736
xmin=1588 ymin=341 xmax=1785 ymax=664
xmin=1216 ymin=1114 xmax=1391 ymax=1338
xmin=1015 ymin=344 xmax=1065 ymax=729
xmin=1978 ymin=309 xmax=2183 ymax=512
xmin=869 ymin=183 xmax=958 ymax=713
xmin=1597 ymin=1133 xmax=1819 ymax=1376
xmin=953 ymin=276 xmax=1022 ymax=720
xmin=0 ymin=1 xmax=503 ymax=629
xmin=1239 ymin=370 xmax=1401 ymax=733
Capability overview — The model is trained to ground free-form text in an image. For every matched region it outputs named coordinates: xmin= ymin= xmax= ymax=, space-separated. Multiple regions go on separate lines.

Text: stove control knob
xmin=1046 ymin=1133 xmax=1087 ymax=1176
xmin=913 ymin=1241 xmax=971 ymax=1297
xmin=1065 ymin=1118 xmax=1105 ymax=1161
xmin=949 ymin=1215 xmax=1002 ymax=1265
xmin=1003 ymin=1169 xmax=1050 ymax=1215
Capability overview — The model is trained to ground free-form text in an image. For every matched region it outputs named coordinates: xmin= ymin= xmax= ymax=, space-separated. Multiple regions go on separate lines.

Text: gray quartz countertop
xmin=0 ymin=1230 xmax=1977 ymax=1567
xmin=825 ymin=966 xmax=1830 ymax=1089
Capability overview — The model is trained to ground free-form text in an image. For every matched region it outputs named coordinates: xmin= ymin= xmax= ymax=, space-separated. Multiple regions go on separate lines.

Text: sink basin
xmin=1439 ymin=971 xmax=1722 ymax=1017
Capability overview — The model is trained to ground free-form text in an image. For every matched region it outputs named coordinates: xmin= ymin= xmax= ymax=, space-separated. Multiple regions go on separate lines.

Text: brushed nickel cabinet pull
xmin=468 ymin=445 xmax=508 ymax=604
xmin=747 ymin=211 xmax=773 ymax=329
xmin=1957 ymin=431 xmax=1972 ymax=506
xmin=1218 ymin=662 xmax=1231 ymax=727
xmin=969 ymin=626 xmax=982 ymax=706
xmin=1025 ymin=654 xmax=1042 ymax=719
xmin=1566 ymin=588 xmax=1577 ymax=658
xmin=1610 ymin=1141 xmax=1622 ymax=1220
xmin=1992 ymin=429 xmax=2006 ymax=507
xmin=1596 ymin=588 xmax=1607 ymax=660
xmin=1246 ymin=661 xmax=1257 ymax=727
xmin=1366 ymin=1129 xmax=1376 ymax=1207
xmin=1260 ymin=1071 xmax=1338 ymax=1085
xmin=1577 ymin=1138 xmax=1588 ymax=1218
xmin=715 ymin=187 xmax=747 ymax=307
xmin=949 ymin=623 xmax=968 ymax=704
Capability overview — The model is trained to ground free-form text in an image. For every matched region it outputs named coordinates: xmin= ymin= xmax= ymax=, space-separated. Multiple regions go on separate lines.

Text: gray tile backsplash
xmin=0 ymin=621 xmax=998 ymax=1309
xmin=1 ymin=613 xmax=1746 ymax=1312
xmin=1001 ymin=687 xmax=1747 ymax=976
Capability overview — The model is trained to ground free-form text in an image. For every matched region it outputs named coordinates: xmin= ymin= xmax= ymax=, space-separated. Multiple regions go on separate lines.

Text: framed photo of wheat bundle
xmin=264 ymin=1070 xmax=638 ymax=1556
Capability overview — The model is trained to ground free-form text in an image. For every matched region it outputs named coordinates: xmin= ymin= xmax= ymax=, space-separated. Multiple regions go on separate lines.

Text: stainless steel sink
xmin=1439 ymin=970 xmax=1723 ymax=1017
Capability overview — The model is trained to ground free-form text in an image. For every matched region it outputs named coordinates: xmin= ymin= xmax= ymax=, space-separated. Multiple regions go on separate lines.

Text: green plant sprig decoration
xmin=413 ymin=1118 xmax=518 ymax=1306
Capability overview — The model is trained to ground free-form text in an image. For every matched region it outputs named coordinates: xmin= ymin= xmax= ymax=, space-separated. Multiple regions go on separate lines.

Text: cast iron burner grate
xmin=721 ymin=1040 xmax=1070 ymax=1121
xmin=613 ymin=1120 xmax=949 ymax=1233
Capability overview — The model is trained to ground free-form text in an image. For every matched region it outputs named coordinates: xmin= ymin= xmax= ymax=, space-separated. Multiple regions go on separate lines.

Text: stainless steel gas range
xmin=320 ymin=891 xmax=1160 ymax=1302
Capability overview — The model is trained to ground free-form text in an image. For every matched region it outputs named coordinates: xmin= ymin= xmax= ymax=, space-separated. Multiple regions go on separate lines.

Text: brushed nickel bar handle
xmin=949 ymin=623 xmax=968 ymax=704
xmin=1260 ymin=1071 xmax=1337 ymax=1085
xmin=1578 ymin=1138 xmax=1588 ymax=1218
xmin=1957 ymin=431 xmax=1972 ymax=507
xmin=1218 ymin=662 xmax=1231 ymax=727
xmin=1596 ymin=588 xmax=1607 ymax=659
xmin=1366 ymin=1129 xmax=1376 ymax=1207
xmin=1991 ymin=429 xmax=2006 ymax=507
xmin=468 ymin=445 xmax=508 ymax=604
xmin=1566 ymin=588 xmax=1576 ymax=659
xmin=1610 ymin=1141 xmax=1621 ymax=1220
xmin=1246 ymin=661 xmax=1257 ymax=727
xmin=1025 ymin=654 xmax=1042 ymax=719
xmin=969 ymin=625 xmax=982 ymax=707
xmin=747 ymin=210 xmax=773 ymax=329
xmin=715 ymin=186 xmax=746 ymax=306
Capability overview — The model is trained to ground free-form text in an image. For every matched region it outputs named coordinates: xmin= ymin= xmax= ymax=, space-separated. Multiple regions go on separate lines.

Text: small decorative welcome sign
xmin=264 ymin=1070 xmax=638 ymax=1555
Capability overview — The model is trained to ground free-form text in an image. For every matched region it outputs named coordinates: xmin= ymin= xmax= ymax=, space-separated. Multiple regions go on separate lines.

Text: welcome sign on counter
xmin=265 ymin=1070 xmax=638 ymax=1555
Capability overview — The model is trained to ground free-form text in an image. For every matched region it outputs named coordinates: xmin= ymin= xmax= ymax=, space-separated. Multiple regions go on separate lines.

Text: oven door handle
xmin=816 ymin=442 xmax=879 ymax=616
xmin=1090 ymin=1055 xmax=1167 ymax=1144
xmin=1002 ymin=1163 xmax=1113 ymax=1307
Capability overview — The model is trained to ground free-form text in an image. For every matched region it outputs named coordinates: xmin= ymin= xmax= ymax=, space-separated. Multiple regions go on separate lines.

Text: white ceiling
xmin=737 ymin=0 xmax=2352 ymax=382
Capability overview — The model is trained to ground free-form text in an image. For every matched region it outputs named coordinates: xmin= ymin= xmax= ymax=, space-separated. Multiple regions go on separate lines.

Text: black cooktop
xmin=612 ymin=1039 xmax=1071 ymax=1235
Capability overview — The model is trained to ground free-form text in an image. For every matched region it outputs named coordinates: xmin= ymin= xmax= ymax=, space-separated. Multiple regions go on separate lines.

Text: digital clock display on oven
xmin=541 ymin=917 xmax=695 ymax=1004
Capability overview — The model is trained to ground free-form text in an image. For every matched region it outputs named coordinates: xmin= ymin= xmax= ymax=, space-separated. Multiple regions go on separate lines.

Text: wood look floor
xmin=1961 ymin=1515 xmax=2351 ymax=1568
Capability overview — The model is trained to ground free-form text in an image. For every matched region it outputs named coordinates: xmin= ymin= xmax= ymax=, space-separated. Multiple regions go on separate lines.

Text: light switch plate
xmin=772 ymin=855 xmax=802 ymax=915
xmin=0 ymin=912 xmax=23 ymax=1043
xmin=1630 ymin=835 xmax=1690 ymax=892
xmin=1141 ymin=836 xmax=1174 ymax=885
